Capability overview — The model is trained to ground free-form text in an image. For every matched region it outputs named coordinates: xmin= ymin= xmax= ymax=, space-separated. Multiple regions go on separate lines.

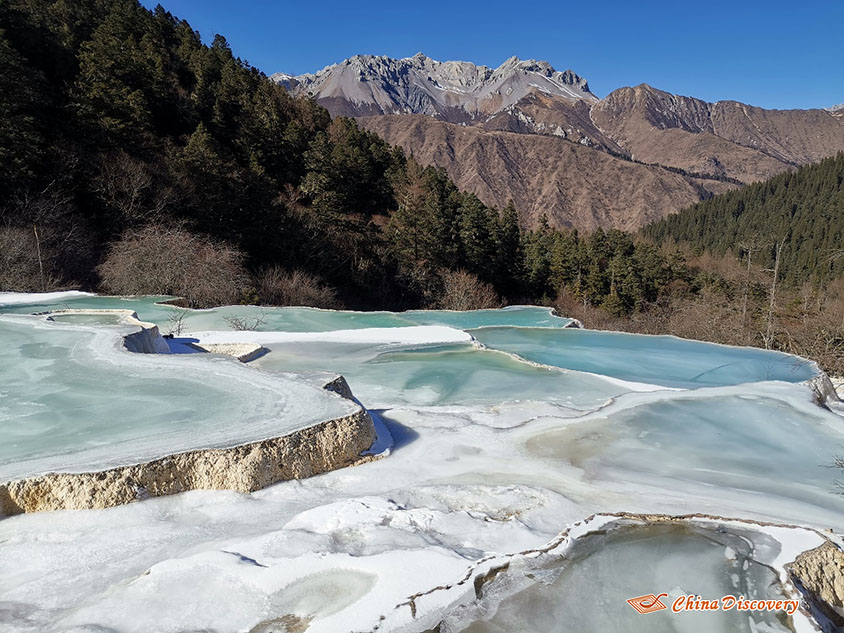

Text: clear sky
xmin=140 ymin=0 xmax=843 ymax=110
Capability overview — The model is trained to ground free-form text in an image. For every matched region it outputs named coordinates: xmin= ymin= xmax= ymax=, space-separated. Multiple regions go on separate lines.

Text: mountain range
xmin=274 ymin=54 xmax=844 ymax=230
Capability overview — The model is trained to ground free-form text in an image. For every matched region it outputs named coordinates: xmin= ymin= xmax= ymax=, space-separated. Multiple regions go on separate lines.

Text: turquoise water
xmin=472 ymin=326 xmax=817 ymax=388
xmin=49 ymin=313 xmax=125 ymax=326
xmin=0 ymin=293 xmax=830 ymax=487
xmin=0 ymin=295 xmax=572 ymax=332
xmin=253 ymin=340 xmax=622 ymax=408
xmin=1 ymin=294 xmax=815 ymax=393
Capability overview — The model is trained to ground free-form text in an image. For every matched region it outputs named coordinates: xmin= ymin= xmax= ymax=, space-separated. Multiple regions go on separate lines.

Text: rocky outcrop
xmin=789 ymin=541 xmax=844 ymax=628
xmin=591 ymin=83 xmax=844 ymax=184
xmin=0 ymin=407 xmax=375 ymax=515
xmin=321 ymin=374 xmax=356 ymax=400
xmin=806 ymin=372 xmax=841 ymax=406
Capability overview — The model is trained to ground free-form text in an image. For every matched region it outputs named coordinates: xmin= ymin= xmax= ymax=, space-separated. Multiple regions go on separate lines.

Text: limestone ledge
xmin=0 ymin=404 xmax=375 ymax=516
xmin=188 ymin=341 xmax=267 ymax=362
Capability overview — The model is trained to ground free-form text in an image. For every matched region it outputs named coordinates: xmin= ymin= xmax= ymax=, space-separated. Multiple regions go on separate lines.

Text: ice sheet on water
xmin=0 ymin=389 xmax=839 ymax=631
xmin=0 ymin=291 xmax=94 ymax=306
xmin=522 ymin=383 xmax=844 ymax=523
xmin=248 ymin=337 xmax=624 ymax=408
xmin=0 ymin=295 xmax=572 ymax=333
xmin=472 ymin=326 xmax=820 ymax=388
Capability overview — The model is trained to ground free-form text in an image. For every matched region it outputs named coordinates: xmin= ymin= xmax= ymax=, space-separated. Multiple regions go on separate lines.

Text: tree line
xmin=643 ymin=153 xmax=844 ymax=286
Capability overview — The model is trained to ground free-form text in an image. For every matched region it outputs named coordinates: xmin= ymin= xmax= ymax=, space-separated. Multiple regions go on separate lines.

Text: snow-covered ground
xmin=0 ymin=290 xmax=94 ymax=306
xmin=0 ymin=294 xmax=842 ymax=633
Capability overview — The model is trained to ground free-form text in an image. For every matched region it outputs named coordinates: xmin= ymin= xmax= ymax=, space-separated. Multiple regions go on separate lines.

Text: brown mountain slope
xmin=359 ymin=115 xmax=737 ymax=231
xmin=481 ymin=92 xmax=624 ymax=153
xmin=708 ymin=100 xmax=844 ymax=163
xmin=591 ymin=84 xmax=844 ymax=182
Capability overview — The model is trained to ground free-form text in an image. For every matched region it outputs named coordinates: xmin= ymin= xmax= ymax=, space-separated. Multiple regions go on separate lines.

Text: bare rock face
xmin=789 ymin=541 xmax=844 ymax=627
xmin=481 ymin=92 xmax=623 ymax=152
xmin=273 ymin=53 xmax=596 ymax=122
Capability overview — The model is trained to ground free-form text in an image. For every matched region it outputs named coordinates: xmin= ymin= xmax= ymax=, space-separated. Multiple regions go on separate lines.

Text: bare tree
xmin=164 ymin=309 xmax=188 ymax=337
xmin=5 ymin=147 xmax=89 ymax=268
xmin=98 ymin=224 xmax=250 ymax=308
xmin=0 ymin=226 xmax=58 ymax=291
xmin=32 ymin=224 xmax=45 ymax=291
xmin=223 ymin=312 xmax=267 ymax=331
xmin=436 ymin=270 xmax=501 ymax=311
xmin=737 ymin=238 xmax=764 ymax=335
xmin=92 ymin=152 xmax=174 ymax=228
xmin=762 ymin=238 xmax=786 ymax=349
xmin=257 ymin=267 xmax=340 ymax=308
xmin=1 ymin=177 xmax=91 ymax=290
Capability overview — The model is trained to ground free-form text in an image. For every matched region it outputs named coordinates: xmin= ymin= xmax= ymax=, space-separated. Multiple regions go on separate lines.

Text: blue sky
xmin=140 ymin=0 xmax=843 ymax=110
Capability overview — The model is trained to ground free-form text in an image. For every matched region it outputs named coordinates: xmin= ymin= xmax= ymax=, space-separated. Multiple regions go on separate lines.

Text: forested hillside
xmin=0 ymin=0 xmax=525 ymax=308
xmin=644 ymin=154 xmax=844 ymax=285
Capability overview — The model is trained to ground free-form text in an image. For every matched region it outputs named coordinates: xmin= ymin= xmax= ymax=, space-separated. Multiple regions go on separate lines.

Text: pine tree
xmin=496 ymin=201 xmax=522 ymax=294
xmin=459 ymin=195 xmax=498 ymax=279
xmin=0 ymin=30 xmax=47 ymax=197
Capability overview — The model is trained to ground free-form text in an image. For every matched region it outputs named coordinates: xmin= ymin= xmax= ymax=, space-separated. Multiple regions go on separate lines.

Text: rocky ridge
xmin=273 ymin=53 xmax=595 ymax=122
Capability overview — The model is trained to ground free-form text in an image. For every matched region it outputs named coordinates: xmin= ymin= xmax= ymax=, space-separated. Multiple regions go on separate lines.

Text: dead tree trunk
xmin=763 ymin=238 xmax=786 ymax=349
xmin=33 ymin=224 xmax=46 ymax=292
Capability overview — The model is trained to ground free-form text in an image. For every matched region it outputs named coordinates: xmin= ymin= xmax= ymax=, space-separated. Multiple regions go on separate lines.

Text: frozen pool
xmin=0 ymin=293 xmax=573 ymax=332
xmin=0 ymin=315 xmax=355 ymax=480
xmin=449 ymin=522 xmax=800 ymax=633
xmin=472 ymin=326 xmax=818 ymax=388
xmin=47 ymin=313 xmax=126 ymax=326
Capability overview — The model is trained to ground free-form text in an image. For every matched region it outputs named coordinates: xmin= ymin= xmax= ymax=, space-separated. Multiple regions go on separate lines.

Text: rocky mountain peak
xmin=273 ymin=53 xmax=596 ymax=119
